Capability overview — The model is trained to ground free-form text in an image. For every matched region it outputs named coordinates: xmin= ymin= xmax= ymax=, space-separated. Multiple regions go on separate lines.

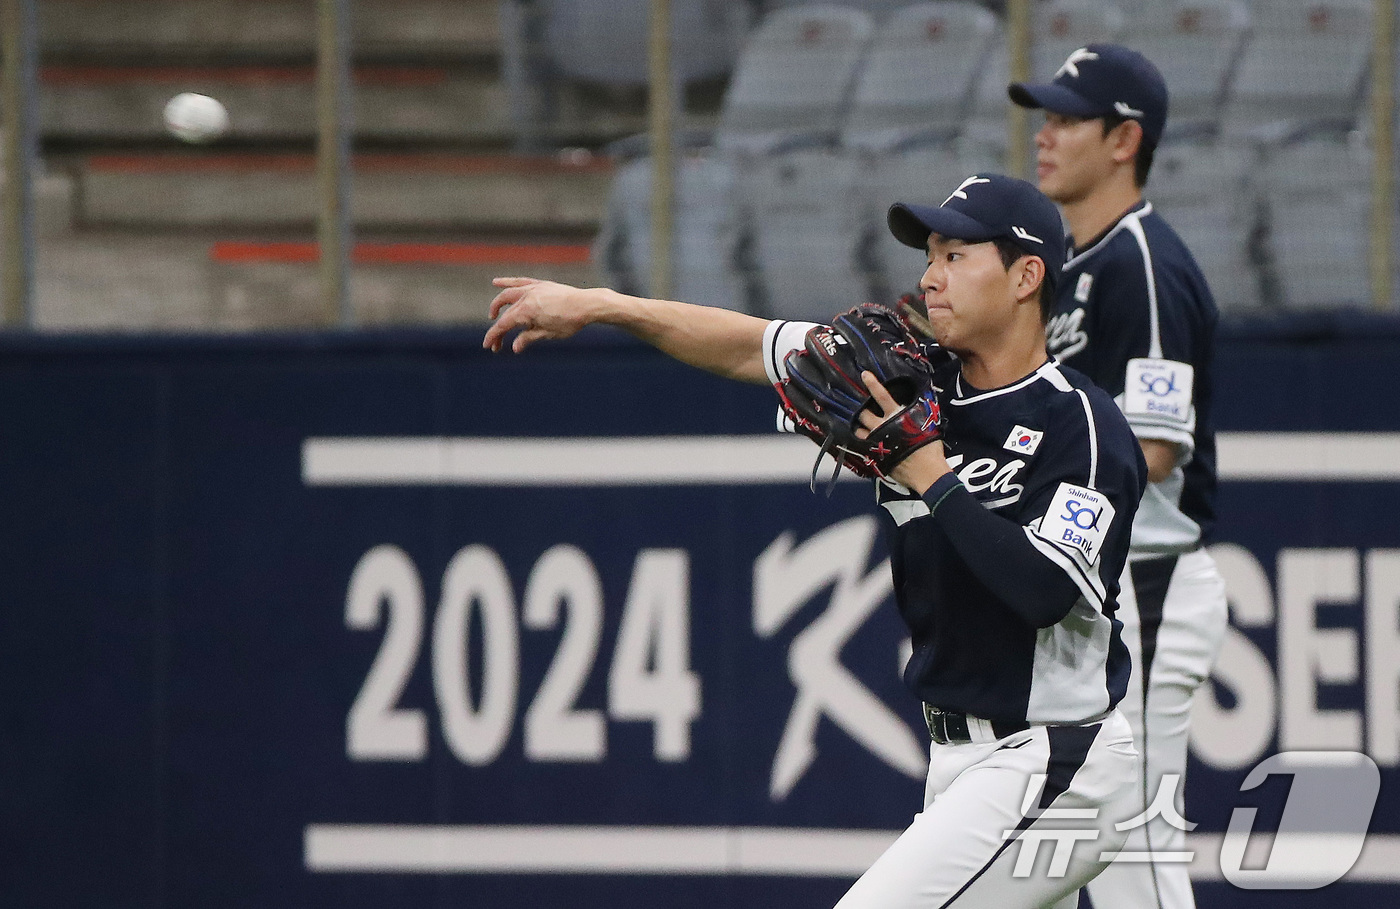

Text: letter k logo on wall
xmin=753 ymin=517 xmax=927 ymax=800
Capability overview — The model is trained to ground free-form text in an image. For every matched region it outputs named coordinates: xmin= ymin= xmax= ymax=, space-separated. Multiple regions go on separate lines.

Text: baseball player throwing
xmin=486 ymin=174 xmax=1149 ymax=908
xmin=1010 ymin=44 xmax=1229 ymax=909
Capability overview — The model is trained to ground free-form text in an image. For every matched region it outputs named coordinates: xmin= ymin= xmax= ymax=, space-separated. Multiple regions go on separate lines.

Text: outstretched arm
xmin=483 ymin=277 xmax=773 ymax=385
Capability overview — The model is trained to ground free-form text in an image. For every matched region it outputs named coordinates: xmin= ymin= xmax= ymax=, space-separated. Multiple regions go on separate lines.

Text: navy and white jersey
xmin=763 ymin=319 xmax=1147 ymax=725
xmin=1045 ymin=201 xmax=1218 ymax=554
xmin=880 ymin=359 xmax=1145 ymax=725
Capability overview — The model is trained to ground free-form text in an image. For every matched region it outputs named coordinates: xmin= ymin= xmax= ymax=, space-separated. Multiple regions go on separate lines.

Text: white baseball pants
xmin=1085 ymin=547 xmax=1228 ymax=909
xmin=834 ymin=709 xmax=1138 ymax=909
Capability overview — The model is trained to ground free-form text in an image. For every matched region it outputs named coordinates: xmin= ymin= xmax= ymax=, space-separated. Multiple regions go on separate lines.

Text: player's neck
xmin=1061 ymin=177 xmax=1143 ymax=250
xmin=959 ymin=330 xmax=1050 ymax=391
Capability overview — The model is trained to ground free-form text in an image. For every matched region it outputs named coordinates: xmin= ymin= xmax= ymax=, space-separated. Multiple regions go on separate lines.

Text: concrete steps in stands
xmin=40 ymin=64 xmax=516 ymax=144
xmin=31 ymin=0 xmax=660 ymax=147
xmin=37 ymin=0 xmax=501 ymax=62
xmin=21 ymin=152 xmax=608 ymax=331
xmin=33 ymin=232 xmax=598 ymax=331
xmin=69 ymin=151 xmax=615 ymax=232
xmin=38 ymin=62 xmax=660 ymax=150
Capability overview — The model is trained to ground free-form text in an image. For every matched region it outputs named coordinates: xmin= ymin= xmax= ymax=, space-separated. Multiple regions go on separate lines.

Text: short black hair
xmin=990 ymin=236 xmax=1050 ymax=322
xmin=1100 ymin=113 xmax=1156 ymax=187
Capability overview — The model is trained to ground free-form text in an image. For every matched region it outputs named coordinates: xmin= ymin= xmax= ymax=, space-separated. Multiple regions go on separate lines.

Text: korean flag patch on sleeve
xmin=1034 ymin=482 xmax=1116 ymax=565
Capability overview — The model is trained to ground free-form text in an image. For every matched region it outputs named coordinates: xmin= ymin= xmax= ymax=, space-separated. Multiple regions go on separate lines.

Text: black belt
xmin=923 ymin=704 xmax=1029 ymax=745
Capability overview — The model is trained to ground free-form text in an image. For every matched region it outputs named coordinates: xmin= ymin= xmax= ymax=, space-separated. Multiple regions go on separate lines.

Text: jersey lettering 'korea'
xmin=1046 ymin=201 xmax=1218 ymax=555
xmin=762 ymin=320 xmax=1142 ymax=724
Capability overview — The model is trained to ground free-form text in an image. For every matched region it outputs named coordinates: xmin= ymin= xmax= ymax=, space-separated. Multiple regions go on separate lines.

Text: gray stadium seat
xmin=1121 ymin=0 xmax=1249 ymax=137
xmin=1259 ymin=137 xmax=1372 ymax=308
xmin=716 ymin=5 xmax=874 ymax=154
xmin=762 ymin=0 xmax=912 ymax=19
xmin=1032 ymin=0 xmax=1126 ymax=79
xmin=868 ymin=141 xmax=1005 ymax=296
xmin=593 ymin=153 xmax=749 ymax=311
xmin=841 ymin=2 xmax=998 ymax=152
xmin=965 ymin=0 xmax=1124 ymax=149
xmin=1219 ymin=0 xmax=1372 ymax=142
xmin=737 ymin=149 xmax=876 ymax=320
xmin=541 ymin=0 xmax=745 ymax=87
xmin=1148 ymin=140 xmax=1263 ymax=311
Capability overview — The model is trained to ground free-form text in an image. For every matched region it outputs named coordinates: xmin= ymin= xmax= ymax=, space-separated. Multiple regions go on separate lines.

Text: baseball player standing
xmin=485 ymin=174 xmax=1149 ymax=908
xmin=1010 ymin=44 xmax=1229 ymax=909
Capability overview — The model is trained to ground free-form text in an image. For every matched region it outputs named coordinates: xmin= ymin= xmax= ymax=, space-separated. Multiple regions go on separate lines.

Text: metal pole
xmin=1005 ymin=0 xmax=1032 ymax=180
xmin=648 ymin=0 xmax=675 ymax=301
xmin=2 ymin=0 xmax=38 ymax=327
xmin=317 ymin=0 xmax=354 ymax=326
xmin=501 ymin=0 xmax=543 ymax=154
xmin=1370 ymin=0 xmax=1395 ymax=311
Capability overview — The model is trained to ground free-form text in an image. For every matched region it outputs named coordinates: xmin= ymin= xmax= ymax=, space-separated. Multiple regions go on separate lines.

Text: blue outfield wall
xmin=2 ymin=312 xmax=1400 ymax=908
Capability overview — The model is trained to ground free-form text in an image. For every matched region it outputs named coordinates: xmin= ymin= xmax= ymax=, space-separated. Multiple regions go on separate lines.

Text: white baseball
xmin=163 ymin=92 xmax=230 ymax=143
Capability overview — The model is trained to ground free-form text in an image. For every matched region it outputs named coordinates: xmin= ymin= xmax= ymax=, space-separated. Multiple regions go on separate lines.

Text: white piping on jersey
xmin=1039 ymin=363 xmax=1073 ymax=392
xmin=1062 ymin=201 xmax=1163 ymax=358
xmin=1024 ymin=525 xmax=1107 ymax=610
xmin=951 ymin=359 xmax=1061 ymax=405
xmin=1075 ymin=389 xmax=1099 ymax=487
xmin=1062 ymin=200 xmax=1153 ymax=269
xmin=1122 ymin=215 xmax=1163 ymax=359
xmin=762 ymin=318 xmax=822 ymax=385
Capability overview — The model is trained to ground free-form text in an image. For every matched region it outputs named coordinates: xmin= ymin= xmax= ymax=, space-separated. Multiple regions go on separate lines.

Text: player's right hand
xmin=483 ymin=276 xmax=596 ymax=353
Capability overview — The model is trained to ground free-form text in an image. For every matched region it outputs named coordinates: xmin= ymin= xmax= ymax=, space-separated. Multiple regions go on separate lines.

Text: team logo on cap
xmin=943 ymin=175 xmax=991 ymax=206
xmin=1011 ymin=225 xmax=1043 ymax=245
xmin=1056 ymin=47 xmax=1098 ymax=79
xmin=1114 ymin=101 xmax=1144 ymax=118
xmin=1004 ymin=425 xmax=1044 ymax=455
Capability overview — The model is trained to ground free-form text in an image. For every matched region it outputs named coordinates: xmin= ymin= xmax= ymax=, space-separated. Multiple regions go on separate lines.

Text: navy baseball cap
xmin=1008 ymin=43 xmax=1168 ymax=145
xmin=887 ymin=173 xmax=1065 ymax=293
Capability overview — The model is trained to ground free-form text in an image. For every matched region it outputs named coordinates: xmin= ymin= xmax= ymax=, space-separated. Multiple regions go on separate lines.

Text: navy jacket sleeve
xmin=920 ymin=474 xmax=1083 ymax=628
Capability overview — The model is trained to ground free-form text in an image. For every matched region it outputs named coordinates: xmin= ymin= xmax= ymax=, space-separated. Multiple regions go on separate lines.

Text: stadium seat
xmin=715 ymin=5 xmax=874 ymax=154
xmin=1259 ymin=136 xmax=1372 ymax=308
xmin=868 ymin=140 xmax=1005 ymax=297
xmin=1121 ymin=0 xmax=1249 ymax=138
xmin=965 ymin=0 xmax=1125 ymax=150
xmin=1032 ymin=0 xmax=1126 ymax=80
xmin=840 ymin=2 xmax=999 ymax=152
xmin=592 ymin=153 xmax=750 ymax=312
xmin=1218 ymin=0 xmax=1372 ymax=142
xmin=736 ymin=149 xmax=876 ymax=319
xmin=540 ymin=0 xmax=744 ymax=87
xmin=1148 ymin=140 xmax=1264 ymax=311
xmin=761 ymin=0 xmax=912 ymax=19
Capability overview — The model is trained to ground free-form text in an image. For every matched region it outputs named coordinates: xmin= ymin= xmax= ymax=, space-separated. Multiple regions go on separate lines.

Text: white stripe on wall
xmin=303 ymin=824 xmax=895 ymax=876
xmin=303 ymin=825 xmax=1400 ymax=883
xmin=302 ymin=433 xmax=1400 ymax=486
xmin=1215 ymin=432 xmax=1400 ymax=481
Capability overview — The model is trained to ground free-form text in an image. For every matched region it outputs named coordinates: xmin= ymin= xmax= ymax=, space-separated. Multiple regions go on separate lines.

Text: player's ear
xmin=1014 ymin=256 xmax=1046 ymax=305
xmin=1110 ymin=119 xmax=1143 ymax=166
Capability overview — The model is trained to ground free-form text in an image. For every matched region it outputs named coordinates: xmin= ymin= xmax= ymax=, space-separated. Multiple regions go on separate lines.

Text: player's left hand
xmin=857 ymin=371 xmax=950 ymax=494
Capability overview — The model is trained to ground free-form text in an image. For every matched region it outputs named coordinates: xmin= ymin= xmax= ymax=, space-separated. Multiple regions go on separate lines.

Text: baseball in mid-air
xmin=163 ymin=92 xmax=230 ymax=143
